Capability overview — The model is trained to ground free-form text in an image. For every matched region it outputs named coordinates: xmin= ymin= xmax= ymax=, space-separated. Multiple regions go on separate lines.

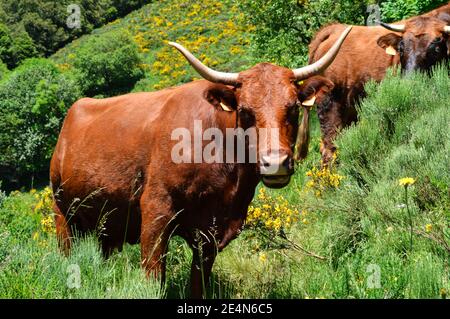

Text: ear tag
xmin=302 ymin=95 xmax=316 ymax=107
xmin=220 ymin=101 xmax=234 ymax=112
xmin=385 ymin=46 xmax=397 ymax=56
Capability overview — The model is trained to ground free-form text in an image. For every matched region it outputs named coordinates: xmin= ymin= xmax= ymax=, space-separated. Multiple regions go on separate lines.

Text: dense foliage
xmin=67 ymin=30 xmax=145 ymax=97
xmin=0 ymin=59 xmax=81 ymax=183
xmin=381 ymin=0 xmax=449 ymax=21
xmin=0 ymin=0 xmax=150 ymax=68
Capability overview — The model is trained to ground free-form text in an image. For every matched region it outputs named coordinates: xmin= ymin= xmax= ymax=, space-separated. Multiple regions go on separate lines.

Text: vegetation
xmin=0 ymin=0 xmax=150 ymax=68
xmin=66 ymin=30 xmax=145 ymax=97
xmin=0 ymin=0 xmax=448 ymax=299
xmin=240 ymin=0 xmax=448 ymax=67
xmin=0 ymin=59 xmax=81 ymax=184
xmin=381 ymin=0 xmax=449 ymax=21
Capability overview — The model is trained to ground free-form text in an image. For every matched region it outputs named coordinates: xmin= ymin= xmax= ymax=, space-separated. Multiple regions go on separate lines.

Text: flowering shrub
xmin=246 ymin=188 xmax=303 ymax=234
xmin=305 ymin=163 xmax=345 ymax=197
xmin=33 ymin=187 xmax=55 ymax=235
xmin=117 ymin=0 xmax=253 ymax=91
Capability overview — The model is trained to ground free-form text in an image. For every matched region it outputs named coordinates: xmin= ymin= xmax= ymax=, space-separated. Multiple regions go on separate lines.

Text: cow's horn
xmin=444 ymin=26 xmax=450 ymax=34
xmin=168 ymin=42 xmax=239 ymax=86
xmin=292 ymin=26 xmax=352 ymax=80
xmin=380 ymin=22 xmax=405 ymax=32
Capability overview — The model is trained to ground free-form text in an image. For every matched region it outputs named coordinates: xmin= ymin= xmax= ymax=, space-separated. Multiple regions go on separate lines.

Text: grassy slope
xmin=51 ymin=0 xmax=255 ymax=92
xmin=1 ymin=1 xmax=449 ymax=299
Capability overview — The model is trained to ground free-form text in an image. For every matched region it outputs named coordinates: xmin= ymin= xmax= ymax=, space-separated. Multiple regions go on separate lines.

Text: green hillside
xmin=0 ymin=0 xmax=449 ymax=299
xmin=51 ymin=0 xmax=255 ymax=92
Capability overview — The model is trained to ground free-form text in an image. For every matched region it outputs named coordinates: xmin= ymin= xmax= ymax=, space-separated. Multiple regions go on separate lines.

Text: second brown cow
xmin=301 ymin=3 xmax=450 ymax=164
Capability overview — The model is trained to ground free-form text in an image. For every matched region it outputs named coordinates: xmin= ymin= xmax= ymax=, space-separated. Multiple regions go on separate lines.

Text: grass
xmin=1 ymin=0 xmax=449 ymax=299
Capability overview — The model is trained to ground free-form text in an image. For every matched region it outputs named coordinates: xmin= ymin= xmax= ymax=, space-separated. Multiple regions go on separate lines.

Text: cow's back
xmin=52 ymin=91 xmax=168 ymax=198
xmin=309 ymin=24 xmax=398 ymax=88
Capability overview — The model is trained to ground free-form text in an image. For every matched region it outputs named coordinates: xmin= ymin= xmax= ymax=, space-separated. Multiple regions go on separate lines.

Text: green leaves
xmin=0 ymin=59 xmax=81 ymax=180
xmin=381 ymin=0 xmax=448 ymax=22
xmin=70 ymin=30 xmax=145 ymax=97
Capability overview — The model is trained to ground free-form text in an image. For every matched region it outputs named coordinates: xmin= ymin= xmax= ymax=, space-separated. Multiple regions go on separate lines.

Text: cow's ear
xmin=377 ymin=33 xmax=402 ymax=55
xmin=205 ymin=86 xmax=237 ymax=112
xmin=297 ymin=76 xmax=334 ymax=107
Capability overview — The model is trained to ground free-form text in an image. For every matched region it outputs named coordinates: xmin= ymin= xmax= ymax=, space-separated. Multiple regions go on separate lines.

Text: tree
xmin=70 ymin=30 xmax=145 ymax=97
xmin=0 ymin=59 xmax=81 ymax=184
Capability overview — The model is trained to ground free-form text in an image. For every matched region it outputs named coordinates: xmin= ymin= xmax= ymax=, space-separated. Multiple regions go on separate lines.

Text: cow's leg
xmin=190 ymin=240 xmax=217 ymax=299
xmin=139 ymin=189 xmax=173 ymax=286
xmin=53 ymin=203 xmax=72 ymax=256
xmin=317 ymin=99 xmax=343 ymax=165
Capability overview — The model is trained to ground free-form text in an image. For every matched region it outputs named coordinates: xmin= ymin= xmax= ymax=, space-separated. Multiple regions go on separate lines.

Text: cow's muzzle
xmin=260 ymin=152 xmax=294 ymax=189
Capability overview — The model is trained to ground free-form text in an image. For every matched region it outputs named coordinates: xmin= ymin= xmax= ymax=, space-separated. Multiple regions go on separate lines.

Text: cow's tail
xmin=294 ymin=106 xmax=311 ymax=162
xmin=308 ymin=24 xmax=342 ymax=64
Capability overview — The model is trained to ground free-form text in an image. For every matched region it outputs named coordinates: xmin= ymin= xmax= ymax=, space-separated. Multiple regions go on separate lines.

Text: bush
xmin=69 ymin=30 xmax=145 ymax=97
xmin=0 ymin=23 xmax=38 ymax=69
xmin=381 ymin=0 xmax=449 ymax=22
xmin=326 ymin=65 xmax=450 ymax=268
xmin=0 ymin=59 xmax=81 ymax=184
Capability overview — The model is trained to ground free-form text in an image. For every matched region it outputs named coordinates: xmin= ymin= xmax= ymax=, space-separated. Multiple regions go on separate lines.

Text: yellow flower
xmin=399 ymin=177 xmax=416 ymax=187
xmin=386 ymin=226 xmax=394 ymax=233
xmin=273 ymin=218 xmax=281 ymax=231
xmin=425 ymin=224 xmax=432 ymax=233
xmin=41 ymin=215 xmax=55 ymax=234
xmin=259 ymin=253 xmax=267 ymax=263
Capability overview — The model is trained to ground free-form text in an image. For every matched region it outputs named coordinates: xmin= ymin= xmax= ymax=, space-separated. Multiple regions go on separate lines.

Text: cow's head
xmin=377 ymin=17 xmax=450 ymax=73
xmin=169 ymin=26 xmax=351 ymax=188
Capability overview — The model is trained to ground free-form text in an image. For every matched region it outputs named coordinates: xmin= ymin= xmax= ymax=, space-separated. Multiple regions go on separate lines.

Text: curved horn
xmin=168 ymin=42 xmax=239 ymax=86
xmin=292 ymin=26 xmax=352 ymax=80
xmin=380 ymin=22 xmax=405 ymax=32
xmin=444 ymin=26 xmax=450 ymax=34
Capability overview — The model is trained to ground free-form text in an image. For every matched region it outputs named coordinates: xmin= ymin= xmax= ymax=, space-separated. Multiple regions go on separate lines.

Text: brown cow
xmin=299 ymin=4 xmax=450 ymax=164
xmin=50 ymin=27 xmax=352 ymax=298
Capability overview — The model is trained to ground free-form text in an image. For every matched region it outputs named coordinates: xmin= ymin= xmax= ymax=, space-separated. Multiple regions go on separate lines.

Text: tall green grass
xmin=0 ymin=193 xmax=161 ymax=298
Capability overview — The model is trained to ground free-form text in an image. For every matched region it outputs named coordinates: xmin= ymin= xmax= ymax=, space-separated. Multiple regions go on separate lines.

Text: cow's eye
xmin=238 ymin=108 xmax=255 ymax=127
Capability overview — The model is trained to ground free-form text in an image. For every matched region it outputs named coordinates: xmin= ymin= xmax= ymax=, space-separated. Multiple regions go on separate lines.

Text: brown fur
xmin=50 ymin=64 xmax=333 ymax=298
